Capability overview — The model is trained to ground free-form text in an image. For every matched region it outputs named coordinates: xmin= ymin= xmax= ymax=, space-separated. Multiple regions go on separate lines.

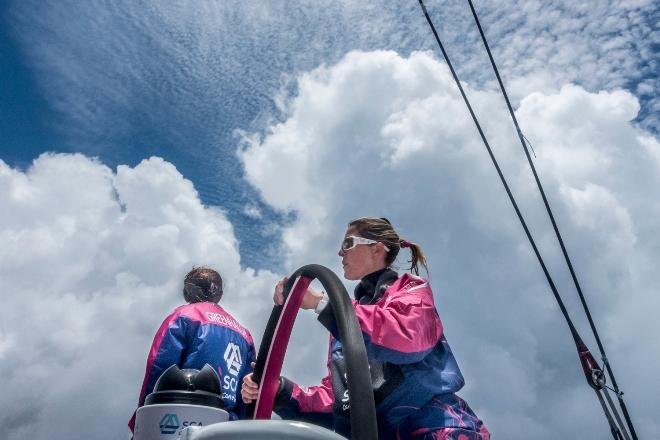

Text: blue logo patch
xmin=159 ymin=413 xmax=180 ymax=434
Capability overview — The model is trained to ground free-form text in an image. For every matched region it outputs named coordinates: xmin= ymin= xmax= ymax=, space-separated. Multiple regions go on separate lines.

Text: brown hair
xmin=183 ymin=266 xmax=223 ymax=303
xmin=348 ymin=217 xmax=429 ymax=276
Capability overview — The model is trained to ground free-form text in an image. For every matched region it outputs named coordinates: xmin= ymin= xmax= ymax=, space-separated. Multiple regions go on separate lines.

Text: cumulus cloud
xmin=0 ymin=154 xmax=279 ymax=439
xmin=2 ymin=45 xmax=658 ymax=439
xmin=2 ymin=0 xmax=658 ymax=431
xmin=5 ymin=0 xmax=655 ymax=274
xmin=240 ymin=50 xmax=660 ymax=439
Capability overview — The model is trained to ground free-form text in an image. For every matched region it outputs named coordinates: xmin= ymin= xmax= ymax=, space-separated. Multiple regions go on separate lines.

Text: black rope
xmin=522 ymin=133 xmax=536 ymax=158
xmin=464 ymin=1 xmax=637 ymax=437
xmin=415 ymin=0 xmax=580 ymax=343
xmin=415 ymin=1 xmax=632 ymax=438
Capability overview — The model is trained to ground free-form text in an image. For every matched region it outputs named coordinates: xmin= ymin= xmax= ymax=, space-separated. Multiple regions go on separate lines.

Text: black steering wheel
xmin=246 ymin=264 xmax=378 ymax=440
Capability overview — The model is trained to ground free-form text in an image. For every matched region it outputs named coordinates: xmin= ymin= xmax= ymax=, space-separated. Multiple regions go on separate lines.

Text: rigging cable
xmin=464 ymin=2 xmax=637 ymax=437
xmin=415 ymin=0 xmax=635 ymax=438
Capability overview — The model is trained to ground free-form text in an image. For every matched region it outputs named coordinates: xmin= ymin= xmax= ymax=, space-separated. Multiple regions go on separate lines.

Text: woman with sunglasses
xmin=242 ymin=217 xmax=489 ymax=439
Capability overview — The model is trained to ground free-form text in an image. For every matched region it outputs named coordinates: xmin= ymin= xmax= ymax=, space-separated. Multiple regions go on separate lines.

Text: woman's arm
xmin=318 ymin=278 xmax=442 ymax=365
xmin=273 ymin=373 xmax=335 ymax=428
xmin=241 ymin=339 xmax=335 ymax=428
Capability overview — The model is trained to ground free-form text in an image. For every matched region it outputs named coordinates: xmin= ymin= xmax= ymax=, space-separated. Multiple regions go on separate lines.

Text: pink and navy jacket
xmin=129 ymin=302 xmax=255 ymax=431
xmin=274 ymin=270 xmax=487 ymax=438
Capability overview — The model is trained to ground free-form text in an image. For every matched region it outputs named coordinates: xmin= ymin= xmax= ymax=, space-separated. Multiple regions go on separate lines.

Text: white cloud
xmin=243 ymin=204 xmax=263 ymax=219
xmin=7 ymin=0 xmax=656 ymax=147
xmin=640 ymin=135 xmax=660 ymax=165
xmin=0 ymin=154 xmax=279 ymax=439
xmin=2 ymin=0 xmax=656 ymax=436
xmin=240 ymin=50 xmax=660 ymax=439
xmin=2 ymin=46 xmax=658 ymax=439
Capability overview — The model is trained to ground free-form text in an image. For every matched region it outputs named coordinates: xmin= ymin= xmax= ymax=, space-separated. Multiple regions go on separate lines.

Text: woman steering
xmin=242 ymin=217 xmax=489 ymax=439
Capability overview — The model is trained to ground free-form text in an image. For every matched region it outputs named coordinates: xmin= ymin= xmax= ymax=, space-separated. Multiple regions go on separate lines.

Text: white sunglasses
xmin=340 ymin=235 xmax=390 ymax=252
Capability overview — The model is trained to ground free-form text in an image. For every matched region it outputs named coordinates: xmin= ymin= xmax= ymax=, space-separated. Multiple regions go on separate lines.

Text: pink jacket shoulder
xmin=176 ymin=302 xmax=254 ymax=345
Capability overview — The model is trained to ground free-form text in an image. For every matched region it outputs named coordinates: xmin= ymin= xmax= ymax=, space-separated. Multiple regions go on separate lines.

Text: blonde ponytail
xmin=400 ymin=239 xmax=429 ymax=276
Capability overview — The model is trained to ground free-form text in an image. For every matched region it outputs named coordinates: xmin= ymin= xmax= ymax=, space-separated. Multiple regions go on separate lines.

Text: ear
xmin=375 ymin=243 xmax=389 ymax=265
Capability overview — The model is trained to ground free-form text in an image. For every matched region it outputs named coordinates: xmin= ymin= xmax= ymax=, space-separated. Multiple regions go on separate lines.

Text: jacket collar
xmin=355 ymin=268 xmax=399 ymax=305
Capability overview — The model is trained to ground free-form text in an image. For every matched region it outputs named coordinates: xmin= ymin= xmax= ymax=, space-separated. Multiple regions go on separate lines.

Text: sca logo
xmin=223 ymin=343 xmax=243 ymax=376
xmin=159 ymin=413 xmax=180 ymax=435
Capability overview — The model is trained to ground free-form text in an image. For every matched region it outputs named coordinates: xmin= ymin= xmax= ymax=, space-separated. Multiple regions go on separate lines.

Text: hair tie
xmin=400 ymin=239 xmax=412 ymax=248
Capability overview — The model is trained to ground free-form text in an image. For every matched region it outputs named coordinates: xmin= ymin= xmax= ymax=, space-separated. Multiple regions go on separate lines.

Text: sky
xmin=0 ymin=1 xmax=658 ymax=439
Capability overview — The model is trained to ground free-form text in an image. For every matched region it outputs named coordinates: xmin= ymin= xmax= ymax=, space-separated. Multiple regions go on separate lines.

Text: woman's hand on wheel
xmin=273 ymin=276 xmax=323 ymax=310
xmin=273 ymin=277 xmax=289 ymax=305
xmin=241 ymin=373 xmax=259 ymax=404
xmin=300 ymin=288 xmax=323 ymax=310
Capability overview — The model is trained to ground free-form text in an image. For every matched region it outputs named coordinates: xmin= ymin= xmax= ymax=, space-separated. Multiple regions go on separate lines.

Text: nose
xmin=338 ymin=247 xmax=345 ymax=257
